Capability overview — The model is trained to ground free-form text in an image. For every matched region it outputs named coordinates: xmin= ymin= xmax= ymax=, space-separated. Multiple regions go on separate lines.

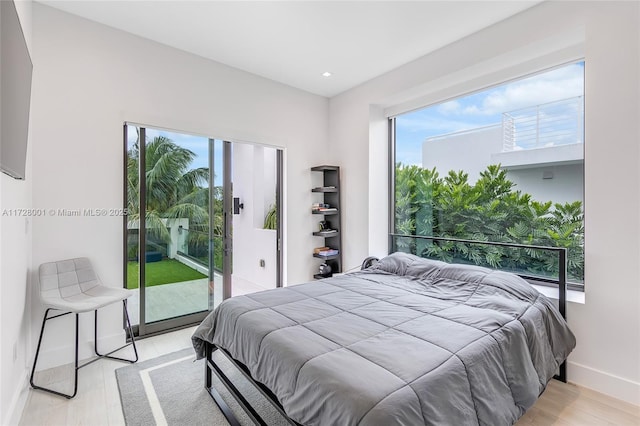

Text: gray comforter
xmin=192 ymin=252 xmax=575 ymax=426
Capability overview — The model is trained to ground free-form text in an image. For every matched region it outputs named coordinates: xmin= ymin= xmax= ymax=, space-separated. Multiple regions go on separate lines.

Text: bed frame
xmin=205 ymin=343 xmax=301 ymax=426
xmin=204 ymin=236 xmax=569 ymax=425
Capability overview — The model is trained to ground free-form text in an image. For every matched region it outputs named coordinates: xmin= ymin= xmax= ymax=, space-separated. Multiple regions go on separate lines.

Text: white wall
xmin=232 ymin=143 xmax=278 ymax=289
xmin=508 ymin=164 xmax=584 ymax=205
xmin=422 ymin=125 xmax=503 ymax=181
xmin=422 ymin=126 xmax=584 ymax=204
xmin=0 ymin=1 xmax=34 ymax=424
xmin=27 ymin=3 xmax=327 ymax=371
xmin=329 ymin=1 xmax=640 ymax=405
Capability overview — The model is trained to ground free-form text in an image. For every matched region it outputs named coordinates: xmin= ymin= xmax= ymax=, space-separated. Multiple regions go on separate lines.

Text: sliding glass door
xmin=124 ymin=124 xmax=282 ymax=336
xmin=124 ymin=125 xmax=219 ymax=335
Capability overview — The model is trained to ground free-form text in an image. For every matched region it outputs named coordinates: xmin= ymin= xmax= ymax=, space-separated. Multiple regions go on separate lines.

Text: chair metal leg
xmin=31 ymin=300 xmax=138 ymax=399
xmin=30 ymin=309 xmax=79 ymax=399
xmin=73 ymin=313 xmax=79 ymax=396
xmin=124 ymin=299 xmax=139 ymax=362
xmin=94 ymin=300 xmax=138 ymax=363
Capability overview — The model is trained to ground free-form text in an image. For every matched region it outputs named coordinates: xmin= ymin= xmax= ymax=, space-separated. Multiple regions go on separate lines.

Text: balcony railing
xmin=502 ymin=96 xmax=584 ymax=151
xmin=176 ymin=227 xmax=223 ymax=273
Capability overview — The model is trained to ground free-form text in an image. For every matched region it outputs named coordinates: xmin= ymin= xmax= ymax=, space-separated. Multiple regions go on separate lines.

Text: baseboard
xmin=33 ymin=331 xmax=127 ymax=371
xmin=568 ymin=361 xmax=640 ymax=406
xmin=3 ymin=370 xmax=30 ymax=426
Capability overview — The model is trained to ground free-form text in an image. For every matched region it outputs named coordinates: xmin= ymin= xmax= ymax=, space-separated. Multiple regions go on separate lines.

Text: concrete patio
xmin=126 ymin=273 xmax=275 ymax=325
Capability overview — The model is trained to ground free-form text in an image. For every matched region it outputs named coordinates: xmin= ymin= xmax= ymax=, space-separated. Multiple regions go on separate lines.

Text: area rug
xmin=116 ymin=347 xmax=290 ymax=426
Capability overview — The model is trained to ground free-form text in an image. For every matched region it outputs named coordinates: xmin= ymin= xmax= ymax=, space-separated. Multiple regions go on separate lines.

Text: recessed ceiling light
xmin=322 ymin=72 xmax=332 ymax=77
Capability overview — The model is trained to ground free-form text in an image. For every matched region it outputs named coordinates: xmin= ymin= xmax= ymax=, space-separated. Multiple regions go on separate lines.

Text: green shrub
xmin=394 ymin=164 xmax=584 ymax=283
xmin=264 ymin=204 xmax=277 ymax=230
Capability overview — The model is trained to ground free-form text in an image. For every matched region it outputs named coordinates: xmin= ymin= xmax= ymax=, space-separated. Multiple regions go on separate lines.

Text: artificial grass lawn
xmin=127 ymin=259 xmax=207 ymax=289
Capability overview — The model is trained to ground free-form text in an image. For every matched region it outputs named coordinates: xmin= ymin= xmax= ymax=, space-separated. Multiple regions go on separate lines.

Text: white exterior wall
xmin=26 ymin=3 xmax=327 ymax=376
xmin=423 ymin=126 xmax=584 ymax=204
xmin=422 ymin=125 xmax=503 ymax=181
xmin=166 ymin=218 xmax=189 ymax=259
xmin=508 ymin=164 xmax=584 ymax=205
xmin=232 ymin=143 xmax=277 ymax=289
xmin=329 ymin=1 xmax=640 ymax=405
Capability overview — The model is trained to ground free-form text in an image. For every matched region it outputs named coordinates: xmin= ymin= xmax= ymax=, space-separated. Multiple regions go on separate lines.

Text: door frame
xmin=276 ymin=149 xmax=284 ymax=288
xmin=222 ymin=141 xmax=284 ymax=299
xmin=124 ymin=124 xmax=284 ymax=337
xmin=123 ymin=124 xmax=211 ymax=337
xmin=222 ymin=141 xmax=233 ymax=300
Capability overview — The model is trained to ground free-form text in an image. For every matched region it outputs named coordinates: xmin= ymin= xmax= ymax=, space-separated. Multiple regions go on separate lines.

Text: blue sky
xmin=395 ymin=61 xmax=585 ymax=166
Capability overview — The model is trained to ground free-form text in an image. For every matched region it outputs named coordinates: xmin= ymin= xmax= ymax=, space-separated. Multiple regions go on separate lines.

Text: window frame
xmin=387 ymin=62 xmax=586 ymax=292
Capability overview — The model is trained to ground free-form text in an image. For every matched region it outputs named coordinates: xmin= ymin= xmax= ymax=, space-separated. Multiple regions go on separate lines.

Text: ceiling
xmin=39 ymin=1 xmax=542 ymax=98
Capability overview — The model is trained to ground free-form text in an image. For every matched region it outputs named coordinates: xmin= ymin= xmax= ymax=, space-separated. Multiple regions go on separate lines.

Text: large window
xmin=391 ymin=62 xmax=584 ymax=288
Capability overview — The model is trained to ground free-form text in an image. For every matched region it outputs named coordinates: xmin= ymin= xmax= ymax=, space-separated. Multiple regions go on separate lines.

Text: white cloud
xmin=437 ymin=100 xmax=461 ymax=115
xmin=393 ymin=63 xmax=584 ymax=162
xmin=471 ymin=63 xmax=584 ymax=116
xmin=462 ymin=105 xmax=480 ymax=115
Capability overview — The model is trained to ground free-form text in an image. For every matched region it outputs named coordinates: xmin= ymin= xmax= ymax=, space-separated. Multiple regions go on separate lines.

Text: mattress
xmin=192 ymin=252 xmax=576 ymax=425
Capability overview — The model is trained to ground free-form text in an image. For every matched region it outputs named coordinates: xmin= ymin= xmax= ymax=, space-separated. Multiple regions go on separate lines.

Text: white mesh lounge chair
xmin=30 ymin=257 xmax=138 ymax=398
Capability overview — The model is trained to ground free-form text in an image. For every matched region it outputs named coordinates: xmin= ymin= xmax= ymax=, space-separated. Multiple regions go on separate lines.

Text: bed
xmin=192 ymin=251 xmax=576 ymax=426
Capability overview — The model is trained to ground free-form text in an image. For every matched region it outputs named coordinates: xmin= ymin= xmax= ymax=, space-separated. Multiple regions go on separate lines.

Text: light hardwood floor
xmin=19 ymin=326 xmax=640 ymax=425
xmin=20 ymin=326 xmax=197 ymax=426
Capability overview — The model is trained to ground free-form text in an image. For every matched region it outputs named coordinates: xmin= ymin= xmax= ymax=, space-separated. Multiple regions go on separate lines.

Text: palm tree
xmin=127 ymin=135 xmax=218 ymax=258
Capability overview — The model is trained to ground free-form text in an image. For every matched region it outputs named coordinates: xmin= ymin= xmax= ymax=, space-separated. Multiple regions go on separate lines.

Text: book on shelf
xmin=311 ymin=203 xmax=337 ymax=212
xmin=318 ymin=229 xmax=337 ymax=234
xmin=316 ymin=249 xmax=339 ymax=257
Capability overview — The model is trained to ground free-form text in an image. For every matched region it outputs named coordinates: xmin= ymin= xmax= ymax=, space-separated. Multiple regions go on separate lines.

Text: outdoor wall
xmin=422 ymin=125 xmax=503 ymax=181
xmin=27 ymin=2 xmax=327 ymax=376
xmin=507 ymin=163 xmax=584 ymax=205
xmin=126 ymin=218 xmax=189 ymax=262
xmin=254 ymin=145 xmax=277 ymax=230
xmin=232 ymin=143 xmax=278 ymax=290
xmin=0 ymin=1 xmax=34 ymax=424
xmin=329 ymin=1 xmax=640 ymax=405
xmin=422 ymin=125 xmax=584 ymax=204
